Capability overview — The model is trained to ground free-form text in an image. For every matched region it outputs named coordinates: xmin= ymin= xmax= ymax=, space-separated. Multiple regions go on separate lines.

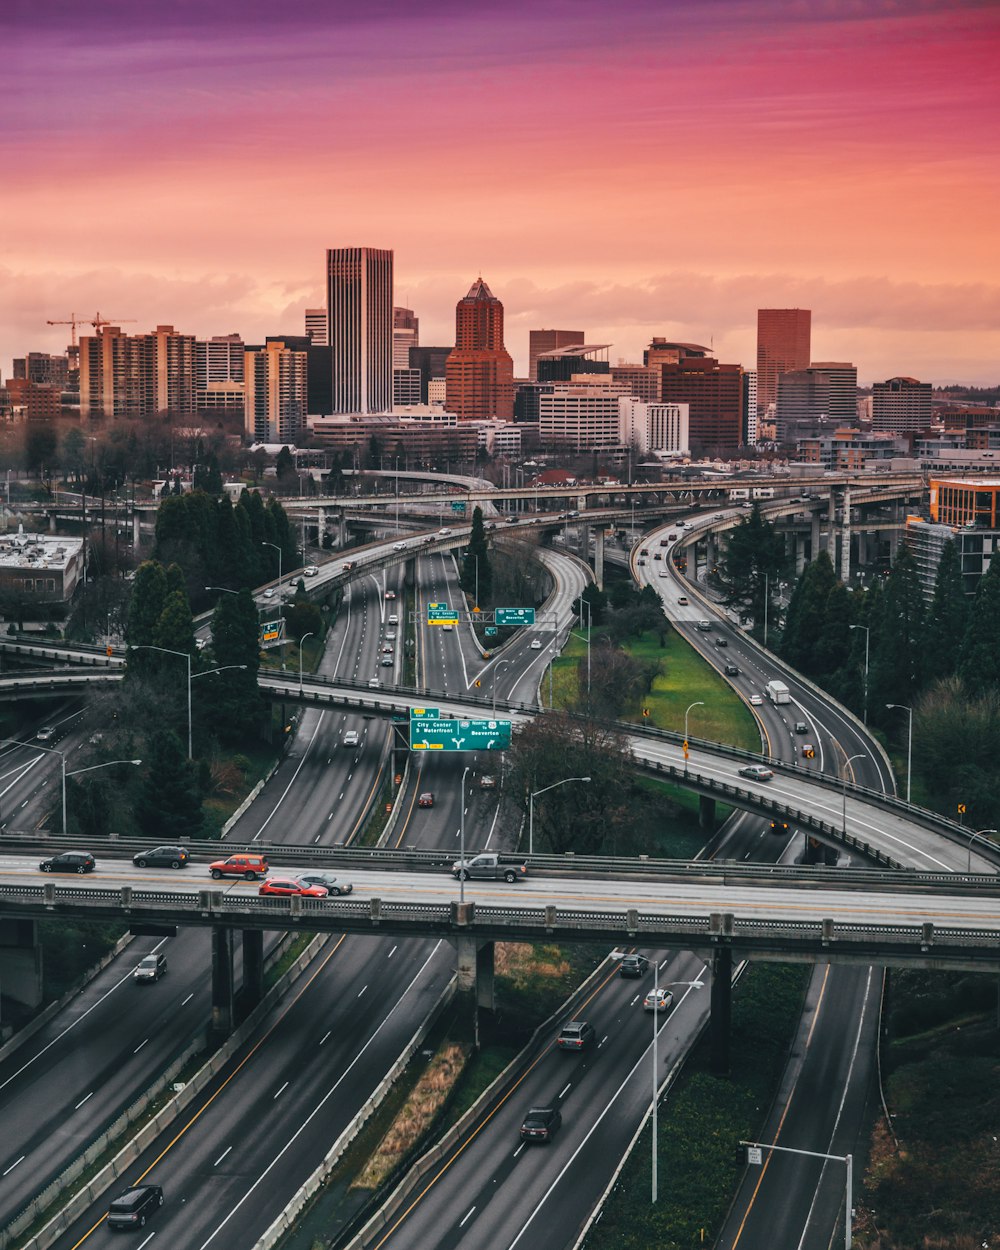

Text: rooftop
xmin=0 ymin=533 xmax=84 ymax=571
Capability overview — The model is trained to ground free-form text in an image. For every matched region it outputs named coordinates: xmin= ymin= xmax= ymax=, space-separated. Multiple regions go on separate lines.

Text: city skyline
xmin=4 ymin=0 xmax=999 ymax=387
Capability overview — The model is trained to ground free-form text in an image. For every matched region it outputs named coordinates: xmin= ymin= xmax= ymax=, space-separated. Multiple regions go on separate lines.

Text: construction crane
xmin=46 ymin=312 xmax=137 ymax=347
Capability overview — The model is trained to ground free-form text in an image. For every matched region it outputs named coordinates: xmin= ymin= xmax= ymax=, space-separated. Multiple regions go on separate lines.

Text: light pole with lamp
xmin=299 ymin=632 xmax=315 ymax=695
xmin=492 ymin=659 xmax=512 ymax=715
xmin=967 ymin=828 xmax=998 ymax=874
xmin=651 ymin=967 xmax=704 ymax=1202
xmin=842 ymin=752 xmax=866 ymax=838
xmin=850 ymin=624 xmax=870 ymax=723
xmin=458 ymin=765 xmax=470 ymax=905
xmin=5 ymin=738 xmax=142 ymax=837
xmin=132 ymin=647 xmax=247 ymax=759
xmin=528 ymin=775 xmax=591 ymax=855
xmin=885 ymin=703 xmax=913 ymax=803
xmin=684 ymin=701 xmax=704 ymax=775
xmin=261 ymin=541 xmax=284 ymax=669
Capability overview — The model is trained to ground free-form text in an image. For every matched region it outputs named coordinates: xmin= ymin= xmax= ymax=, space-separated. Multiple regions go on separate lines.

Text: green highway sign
xmin=409 ymin=715 xmax=512 ymax=752
xmin=450 ymin=500 xmax=466 ymax=513
xmin=426 ymin=602 xmax=459 ymax=626
xmin=260 ymin=619 xmax=283 ymax=645
xmin=496 ymin=607 xmax=536 ymax=627
xmin=484 ymin=626 xmax=498 ymax=637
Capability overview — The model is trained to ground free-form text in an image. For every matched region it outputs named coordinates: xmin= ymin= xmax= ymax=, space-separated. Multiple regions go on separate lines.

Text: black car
xmin=619 ymin=953 xmax=650 ymax=978
xmin=556 ymin=1020 xmax=595 ymax=1051
xmin=714 ymin=637 xmax=728 ymax=647
xmin=133 ymin=845 xmax=189 ymax=869
xmin=520 ymin=1106 xmax=562 ymax=1143
xmin=106 ymin=1184 xmax=163 ymax=1230
xmin=39 ymin=851 xmax=95 ymax=874
xmin=297 ymin=872 xmax=354 ymax=897
xmin=724 ymin=664 xmax=741 ymax=676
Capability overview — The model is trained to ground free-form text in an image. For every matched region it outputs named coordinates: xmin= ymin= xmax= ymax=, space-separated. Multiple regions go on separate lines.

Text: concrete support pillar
xmin=810 ymin=512 xmax=821 ymax=562
xmin=827 ymin=491 xmax=837 ymax=561
xmin=338 ymin=510 xmax=348 ymax=546
xmin=242 ymin=929 xmax=264 ymax=1008
xmin=840 ymin=485 xmax=852 ymax=583
xmin=455 ymin=934 xmax=477 ymax=993
xmin=710 ymin=947 xmax=733 ymax=1076
xmin=476 ymin=941 xmax=495 ymax=1011
xmin=48 ymin=510 xmax=57 ymax=534
xmin=795 ymin=533 xmax=806 ymax=575
xmin=211 ymin=926 xmax=235 ymax=1040
xmin=133 ymin=511 xmax=142 ymax=553
xmin=317 ymin=508 xmax=326 ymax=545
xmin=0 ymin=918 xmax=43 ymax=1012
xmin=593 ymin=528 xmax=605 ymax=590
xmin=698 ymin=795 xmax=716 ymax=830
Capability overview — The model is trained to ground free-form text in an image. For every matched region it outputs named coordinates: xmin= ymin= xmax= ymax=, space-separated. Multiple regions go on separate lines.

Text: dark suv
xmin=106 ymin=1184 xmax=163 ymax=1230
xmin=133 ymin=845 xmax=189 ymax=869
xmin=619 ymin=953 xmax=650 ymax=978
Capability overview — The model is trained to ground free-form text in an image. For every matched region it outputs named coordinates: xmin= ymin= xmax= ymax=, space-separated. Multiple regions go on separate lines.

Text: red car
xmin=259 ymin=877 xmax=329 ymax=898
xmin=418 ymin=792 xmax=434 ymax=808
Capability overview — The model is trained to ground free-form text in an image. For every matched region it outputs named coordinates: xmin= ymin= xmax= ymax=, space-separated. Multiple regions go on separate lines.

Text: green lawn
xmin=551 ymin=627 xmax=760 ymax=753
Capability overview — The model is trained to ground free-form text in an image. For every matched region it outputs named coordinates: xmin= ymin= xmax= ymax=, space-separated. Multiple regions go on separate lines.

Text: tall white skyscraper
xmin=326 ymin=247 xmax=393 ymax=414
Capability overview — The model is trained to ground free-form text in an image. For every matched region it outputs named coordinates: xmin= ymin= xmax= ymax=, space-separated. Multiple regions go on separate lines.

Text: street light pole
xmin=842 ymin=752 xmax=866 ymax=838
xmin=133 ymin=645 xmax=192 ymax=758
xmin=3 ymin=738 xmax=67 ymax=834
xmin=885 ymin=703 xmax=913 ymax=803
xmin=967 ymin=828 xmax=998 ymax=874
xmin=684 ymin=701 xmax=704 ymax=775
xmin=850 ymin=624 xmax=870 ymax=723
xmin=299 ymin=631 xmax=315 ymax=695
xmin=529 ymin=775 xmax=591 ymax=855
xmin=459 ymin=765 xmax=469 ymax=905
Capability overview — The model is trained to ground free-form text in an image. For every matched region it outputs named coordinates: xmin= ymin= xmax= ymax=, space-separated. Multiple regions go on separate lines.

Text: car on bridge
xmin=695 ymin=620 xmax=712 ymax=631
xmin=133 ymin=845 xmax=189 ymax=869
xmin=724 ymin=664 xmax=741 ymax=676
xmin=343 ymin=730 xmax=360 ymax=747
xmin=39 ymin=851 xmax=95 ymax=874
xmin=749 ymin=694 xmax=763 ymax=706
xmin=737 ymin=764 xmax=774 ymax=781
xmin=529 ymin=638 xmax=542 ymax=649
xmin=259 ymin=877 xmax=329 ymax=898
xmin=643 ymin=988 xmax=675 ymax=1013
xmin=297 ymin=872 xmax=353 ymax=896
xmin=418 ymin=792 xmax=434 ymax=807
xmin=714 ymin=637 xmax=728 ymax=647
xmin=677 ymin=596 xmax=688 ymax=605
xmin=36 ymin=725 xmax=57 ymax=742
xmin=209 ymin=853 xmax=269 ymax=881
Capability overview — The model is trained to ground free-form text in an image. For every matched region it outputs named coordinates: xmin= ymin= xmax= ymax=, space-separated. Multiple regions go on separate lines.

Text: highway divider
xmin=8 ymin=933 xmax=330 ymax=1250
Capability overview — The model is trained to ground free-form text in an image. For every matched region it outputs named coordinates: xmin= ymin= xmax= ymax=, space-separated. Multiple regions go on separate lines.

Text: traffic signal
xmin=733 ymin=1144 xmax=748 ymax=1166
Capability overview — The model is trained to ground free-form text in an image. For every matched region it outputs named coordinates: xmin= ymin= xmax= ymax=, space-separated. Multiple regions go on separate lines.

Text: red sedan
xmin=259 ymin=877 xmax=329 ymax=898
xmin=418 ymin=792 xmax=434 ymax=808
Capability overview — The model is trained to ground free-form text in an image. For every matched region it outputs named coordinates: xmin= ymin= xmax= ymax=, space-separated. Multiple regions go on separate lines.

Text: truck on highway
xmin=765 ymin=679 xmax=790 ymax=704
xmin=451 ymin=852 xmax=527 ymax=883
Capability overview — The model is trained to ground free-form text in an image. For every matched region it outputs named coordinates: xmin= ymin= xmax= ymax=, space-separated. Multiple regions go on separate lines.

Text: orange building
xmin=756 ymin=308 xmax=811 ymax=412
xmin=928 ymin=476 xmax=1000 ymax=528
xmin=445 ymin=278 xmax=514 ymax=421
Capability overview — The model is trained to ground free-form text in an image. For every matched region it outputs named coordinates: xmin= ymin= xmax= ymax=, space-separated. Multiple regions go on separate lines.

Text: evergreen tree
xmin=460 ymin=506 xmax=492 ymax=602
xmin=238 ymin=489 xmax=269 ymax=581
xmin=814 ymin=580 xmax=852 ymax=683
xmin=925 ymin=540 xmax=968 ymax=684
xmin=207 ymin=588 xmax=262 ymax=745
xmin=153 ymin=588 xmax=196 ymax=657
xmin=781 ymin=550 xmax=838 ymax=675
xmin=717 ymin=504 xmax=785 ymax=635
xmin=869 ymin=542 xmax=926 ymax=720
xmin=126 ymin=561 xmax=167 ymax=648
xmin=958 ymin=555 xmax=1000 ymax=690
xmin=580 ymin=582 xmax=608 ymax=627
xmin=136 ymin=730 xmax=203 ymax=838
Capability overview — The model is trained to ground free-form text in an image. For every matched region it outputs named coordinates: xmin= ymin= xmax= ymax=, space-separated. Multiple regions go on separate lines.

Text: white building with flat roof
xmin=0 ymin=532 xmax=85 ymax=602
xmin=619 ymin=398 xmax=689 ymax=455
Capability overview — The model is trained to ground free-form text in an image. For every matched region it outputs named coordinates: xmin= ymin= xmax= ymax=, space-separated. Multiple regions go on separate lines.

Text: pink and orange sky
xmin=4 ymin=0 xmax=999 ymax=386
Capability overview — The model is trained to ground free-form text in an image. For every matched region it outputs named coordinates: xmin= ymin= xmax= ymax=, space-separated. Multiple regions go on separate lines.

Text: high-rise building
xmin=611 ymin=363 xmax=661 ymax=405
xmin=775 ymin=369 xmax=831 ymax=442
xmin=244 ymin=340 xmax=308 ymax=443
xmin=79 ymin=324 xmax=195 ymax=418
xmin=756 ymin=309 xmax=811 ymax=412
xmin=743 ymin=371 xmax=758 ymax=445
xmin=619 ymin=398 xmax=689 ymax=456
xmin=658 ymin=357 xmax=743 ymax=454
xmin=409 ymin=346 xmax=451 ymax=404
xmin=644 ymin=340 xmax=710 ymax=369
xmin=305 ymin=309 xmax=328 ymax=347
xmin=529 ymin=329 xmax=584 ymax=381
xmin=13 ymin=353 xmax=69 ymax=389
xmin=872 ymin=376 xmax=933 ymax=434
xmin=195 ymin=334 xmax=245 ymax=415
xmin=810 ymin=362 xmax=857 ymax=425
xmin=393 ymin=307 xmax=419 ymax=370
xmin=326 ymin=247 xmax=394 ymax=414
xmin=536 ymin=344 xmax=610 ymax=383
xmin=4 ymin=378 xmax=63 ymax=421
xmin=445 ymin=278 xmax=514 ymax=421
xmin=539 ymin=382 xmax=625 ymax=449
xmin=393 ymin=368 xmax=422 ymax=407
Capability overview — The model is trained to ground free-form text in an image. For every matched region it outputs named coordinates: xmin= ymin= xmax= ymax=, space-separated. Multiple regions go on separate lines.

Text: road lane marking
xmin=3 ymin=1156 xmax=24 ymax=1176
xmin=273 ymin=1082 xmax=288 ymax=1100
xmin=133 ymin=1038 xmax=149 ymax=1053
xmin=388 ymin=946 xmax=397 ymax=958
xmin=358 ymin=985 xmax=368 ymax=998
xmin=75 ymin=1092 xmax=93 ymax=1109
xmin=214 ymin=1147 xmax=232 ymax=1166
xmin=181 ymin=993 xmax=194 ymax=1006
xmin=459 ymin=1206 xmax=476 ymax=1227
xmin=320 ymin=1031 xmax=331 ymax=1045
xmin=558 ymin=1083 xmax=571 ymax=1098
